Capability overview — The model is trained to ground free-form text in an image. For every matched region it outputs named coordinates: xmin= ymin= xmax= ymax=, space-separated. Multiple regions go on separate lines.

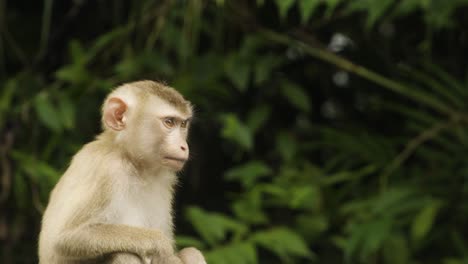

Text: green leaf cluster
xmin=2 ymin=0 xmax=468 ymax=263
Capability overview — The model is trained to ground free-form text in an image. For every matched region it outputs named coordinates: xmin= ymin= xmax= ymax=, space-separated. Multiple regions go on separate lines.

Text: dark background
xmin=1 ymin=0 xmax=468 ymax=263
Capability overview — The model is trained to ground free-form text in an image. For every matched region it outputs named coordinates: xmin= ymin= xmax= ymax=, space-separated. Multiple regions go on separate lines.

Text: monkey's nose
xmin=180 ymin=142 xmax=188 ymax=151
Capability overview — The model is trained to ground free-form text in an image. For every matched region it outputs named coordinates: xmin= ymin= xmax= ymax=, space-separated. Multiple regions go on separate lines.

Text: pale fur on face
xmin=100 ymin=81 xmax=192 ymax=171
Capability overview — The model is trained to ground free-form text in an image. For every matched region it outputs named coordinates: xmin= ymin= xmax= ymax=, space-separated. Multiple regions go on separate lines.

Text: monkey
xmin=38 ymin=81 xmax=207 ymax=264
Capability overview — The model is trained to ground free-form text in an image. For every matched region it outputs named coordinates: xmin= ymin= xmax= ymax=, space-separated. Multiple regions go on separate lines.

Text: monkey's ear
xmin=103 ymin=97 xmax=127 ymax=131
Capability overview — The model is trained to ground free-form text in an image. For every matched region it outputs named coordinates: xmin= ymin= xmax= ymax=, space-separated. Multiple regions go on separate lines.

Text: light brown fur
xmin=128 ymin=81 xmax=192 ymax=114
xmin=39 ymin=81 xmax=205 ymax=264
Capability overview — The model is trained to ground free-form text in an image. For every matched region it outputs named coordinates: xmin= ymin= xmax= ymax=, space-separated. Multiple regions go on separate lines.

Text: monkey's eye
xmin=163 ymin=118 xmax=176 ymax=128
xmin=181 ymin=120 xmax=188 ymax=128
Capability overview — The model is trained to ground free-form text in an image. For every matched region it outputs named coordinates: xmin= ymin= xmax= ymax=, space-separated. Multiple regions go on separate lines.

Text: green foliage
xmin=206 ymin=242 xmax=257 ymax=264
xmin=225 ymin=161 xmax=272 ymax=188
xmin=3 ymin=0 xmax=468 ymax=263
xmin=269 ymin=0 xmax=468 ymax=29
xmin=221 ymin=114 xmax=253 ymax=151
xmin=275 ymin=0 xmax=296 ymax=19
xmin=251 ymin=228 xmax=314 ymax=261
xmin=280 ymin=80 xmax=312 ymax=113
xmin=34 ymin=92 xmax=63 ymax=133
xmin=411 ymin=200 xmax=442 ymax=244
xmin=185 ymin=207 xmax=247 ymax=246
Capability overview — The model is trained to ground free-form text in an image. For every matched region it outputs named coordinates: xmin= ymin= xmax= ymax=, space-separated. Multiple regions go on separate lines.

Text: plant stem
xmin=259 ymin=28 xmax=456 ymax=116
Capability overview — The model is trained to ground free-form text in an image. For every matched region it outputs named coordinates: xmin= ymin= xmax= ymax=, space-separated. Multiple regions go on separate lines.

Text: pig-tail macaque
xmin=38 ymin=81 xmax=206 ymax=264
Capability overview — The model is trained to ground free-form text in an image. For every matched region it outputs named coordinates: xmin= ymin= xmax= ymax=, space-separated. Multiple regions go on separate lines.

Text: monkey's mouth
xmin=164 ymin=156 xmax=187 ymax=163
xmin=163 ymin=156 xmax=187 ymax=170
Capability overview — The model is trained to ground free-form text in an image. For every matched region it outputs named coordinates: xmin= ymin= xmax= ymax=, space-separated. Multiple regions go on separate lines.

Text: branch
xmin=257 ymin=28 xmax=457 ymax=116
xmin=379 ymin=114 xmax=467 ymax=191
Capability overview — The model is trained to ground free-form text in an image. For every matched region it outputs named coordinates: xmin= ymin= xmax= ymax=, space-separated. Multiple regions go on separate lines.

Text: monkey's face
xmin=133 ymin=96 xmax=191 ymax=172
xmin=102 ymin=85 xmax=192 ymax=172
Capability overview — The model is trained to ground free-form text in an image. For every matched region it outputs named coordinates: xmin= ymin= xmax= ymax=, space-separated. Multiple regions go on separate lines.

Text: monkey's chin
xmin=163 ymin=157 xmax=186 ymax=171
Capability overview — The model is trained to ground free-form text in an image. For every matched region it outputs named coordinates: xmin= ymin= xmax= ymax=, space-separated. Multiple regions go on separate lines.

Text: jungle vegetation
xmin=1 ymin=0 xmax=468 ymax=263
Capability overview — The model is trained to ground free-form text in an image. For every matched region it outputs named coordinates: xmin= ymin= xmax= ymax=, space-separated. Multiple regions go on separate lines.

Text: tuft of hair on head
xmin=127 ymin=80 xmax=192 ymax=115
xmin=101 ymin=80 xmax=193 ymax=130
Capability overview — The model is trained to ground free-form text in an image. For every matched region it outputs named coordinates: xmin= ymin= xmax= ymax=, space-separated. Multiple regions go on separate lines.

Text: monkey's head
xmin=101 ymin=80 xmax=193 ymax=172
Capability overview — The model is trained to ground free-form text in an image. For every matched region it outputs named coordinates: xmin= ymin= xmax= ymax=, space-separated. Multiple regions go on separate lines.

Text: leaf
xmin=340 ymin=188 xmax=424 ymax=221
xmin=443 ymin=259 xmax=465 ymax=264
xmin=281 ymin=81 xmax=311 ymax=113
xmin=206 ymin=242 xmax=257 ymax=264
xmin=258 ymin=184 xmax=287 ymax=197
xmin=451 ymin=232 xmax=468 ymax=259
xmin=185 ymin=207 xmax=247 ymax=246
xmin=296 ymin=214 xmax=328 ymax=240
xmin=58 ymin=94 xmax=76 ymax=130
xmin=185 ymin=207 xmax=225 ymax=245
xmin=365 ymin=0 xmax=394 ymax=29
xmin=114 ymin=50 xmax=140 ymax=78
xmin=382 ymin=234 xmax=409 ymax=264
xmin=55 ymin=64 xmax=91 ymax=84
xmin=254 ymin=54 xmax=282 ymax=84
xmin=36 ymin=162 xmax=61 ymax=184
xmin=398 ymin=64 xmax=465 ymax=108
xmin=371 ymin=188 xmax=415 ymax=216
xmin=344 ymin=218 xmax=393 ymax=262
xmin=346 ymin=0 xmax=394 ymax=29
xmin=240 ymin=35 xmax=264 ymax=56
xmin=232 ymin=192 xmax=268 ymax=225
xmin=393 ymin=79 xmax=454 ymax=114
xmin=246 ymin=104 xmax=271 ymax=133
xmin=382 ymin=101 xmax=440 ymax=127
xmin=289 ymin=185 xmax=320 ymax=209
xmin=276 ymin=131 xmax=297 ymax=161
xmin=221 ymin=114 xmax=253 ymax=151
xmin=299 ymin=0 xmax=321 ymax=23
xmin=176 ymin=235 xmax=205 ymax=249
xmin=34 ymin=93 xmax=62 ymax=132
xmin=321 ymin=165 xmax=378 ymax=186
xmin=424 ymin=62 xmax=468 ymax=98
xmin=11 ymin=150 xmax=37 ymax=177
xmin=324 ymin=0 xmax=343 ymax=18
xmin=251 ymin=227 xmax=313 ymax=261
xmin=224 ymin=161 xmax=272 ymax=188
xmin=360 ymin=219 xmax=392 ymax=261
xmin=12 ymin=150 xmax=59 ymax=181
xmin=0 ymin=79 xmax=16 ymax=127
xmin=224 ymin=54 xmax=251 ymax=92
xmin=0 ymin=80 xmax=16 ymax=111
xmin=89 ymin=27 xmax=127 ymax=58
xmin=422 ymin=0 xmax=465 ymax=29
xmin=411 ymin=201 xmax=442 ymax=243
xmin=69 ymin=40 xmax=87 ymax=63
xmin=13 ymin=172 xmax=28 ymax=210
xmin=394 ymin=0 xmax=422 ymax=17
xmin=275 ymin=0 xmax=296 ymax=19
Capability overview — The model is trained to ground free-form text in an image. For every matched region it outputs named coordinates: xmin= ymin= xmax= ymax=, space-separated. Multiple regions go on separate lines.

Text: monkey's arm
xmin=55 ymin=223 xmax=174 ymax=260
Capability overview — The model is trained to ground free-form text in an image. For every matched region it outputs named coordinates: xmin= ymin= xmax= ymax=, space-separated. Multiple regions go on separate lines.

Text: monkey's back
xmin=38 ymin=140 xmax=114 ymax=264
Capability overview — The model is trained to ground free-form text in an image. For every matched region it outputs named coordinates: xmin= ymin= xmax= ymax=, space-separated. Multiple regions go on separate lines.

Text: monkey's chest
xmin=103 ymin=185 xmax=174 ymax=238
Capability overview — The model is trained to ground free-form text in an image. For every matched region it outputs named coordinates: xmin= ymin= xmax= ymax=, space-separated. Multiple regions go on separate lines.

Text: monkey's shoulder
xmin=45 ymin=140 xmax=124 ymax=220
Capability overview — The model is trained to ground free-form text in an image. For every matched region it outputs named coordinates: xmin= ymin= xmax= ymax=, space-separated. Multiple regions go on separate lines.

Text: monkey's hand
xmin=151 ymin=254 xmax=183 ymax=264
xmin=178 ymin=247 xmax=207 ymax=264
xmin=150 ymin=247 xmax=206 ymax=264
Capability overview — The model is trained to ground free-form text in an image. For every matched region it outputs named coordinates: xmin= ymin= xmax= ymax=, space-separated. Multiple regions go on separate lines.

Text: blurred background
xmin=1 ymin=0 xmax=468 ymax=263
